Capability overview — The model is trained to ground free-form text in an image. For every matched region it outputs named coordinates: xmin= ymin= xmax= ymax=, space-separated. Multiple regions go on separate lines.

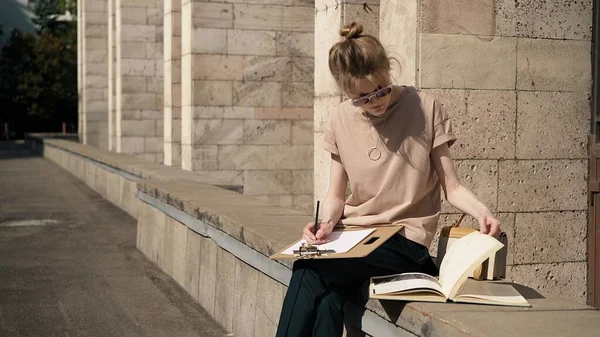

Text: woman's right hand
xmin=302 ymin=221 xmax=335 ymax=245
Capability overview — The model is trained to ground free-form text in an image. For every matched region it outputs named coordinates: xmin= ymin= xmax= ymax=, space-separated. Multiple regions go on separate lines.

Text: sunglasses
xmin=349 ymin=85 xmax=393 ymax=107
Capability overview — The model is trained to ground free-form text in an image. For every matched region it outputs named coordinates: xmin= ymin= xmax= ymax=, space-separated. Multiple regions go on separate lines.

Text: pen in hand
xmin=313 ymin=200 xmax=320 ymax=236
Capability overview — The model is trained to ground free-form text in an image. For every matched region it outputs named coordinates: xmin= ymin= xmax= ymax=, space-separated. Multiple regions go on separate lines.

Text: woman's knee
xmin=317 ymin=291 xmax=345 ymax=315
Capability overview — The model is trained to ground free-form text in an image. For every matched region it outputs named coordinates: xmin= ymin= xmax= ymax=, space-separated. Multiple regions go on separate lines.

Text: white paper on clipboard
xmin=281 ymin=229 xmax=375 ymax=255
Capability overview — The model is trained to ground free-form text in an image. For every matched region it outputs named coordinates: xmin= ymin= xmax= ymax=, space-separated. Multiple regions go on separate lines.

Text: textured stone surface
xmin=276 ymin=32 xmax=313 ymax=57
xmin=292 ymin=57 xmax=313 ymax=83
xmin=313 ymin=133 xmax=331 ymax=203
xmin=255 ymin=272 xmax=285 ymax=337
xmin=193 ymin=27 xmax=227 ymax=54
xmin=192 ymin=145 xmax=219 ymax=169
xmin=218 ymin=145 xmax=269 ymax=170
xmin=420 ymin=34 xmax=516 ymax=90
xmin=233 ymin=4 xmax=282 ymax=30
xmin=441 ymin=160 xmax=498 ymax=213
xmin=291 ymin=121 xmax=313 ymax=145
xmin=292 ymin=170 xmax=313 ymax=194
xmin=421 ymin=0 xmax=495 ymax=35
xmin=495 ymin=0 xmax=592 ymax=40
xmin=283 ymin=82 xmax=313 ymax=107
xmin=253 ymin=195 xmax=294 ymax=209
xmin=214 ymin=247 xmax=236 ymax=332
xmin=267 ymin=145 xmax=313 ymax=169
xmin=508 ymin=262 xmax=587 ymax=304
xmin=244 ymin=170 xmax=293 ymax=195
xmin=254 ymin=108 xmax=313 ymax=120
xmin=193 ymin=119 xmax=244 ymax=145
xmin=233 ymin=260 xmax=259 ymax=337
xmin=517 ymin=39 xmax=591 ymax=92
xmin=198 ymin=237 xmax=218 ymax=315
xmin=293 ymin=194 xmax=313 ymax=214
xmin=233 ymin=81 xmax=282 ymax=107
xmin=243 ymin=56 xmax=292 ymax=82
xmin=227 ymin=30 xmax=277 ymax=56
xmin=342 ymin=4 xmax=379 ymax=36
xmin=516 ymin=92 xmax=589 ymax=159
xmin=281 ymin=6 xmax=313 ymax=32
xmin=171 ymin=217 xmax=188 ymax=287
xmin=514 ymin=211 xmax=587 ymax=264
xmin=193 ymin=55 xmax=244 ymax=81
xmin=313 ymin=3 xmax=342 ymax=96
xmin=192 ymin=2 xmax=233 ymax=28
xmin=183 ymin=228 xmax=201 ymax=299
xmin=243 ymin=120 xmax=291 ymax=145
xmin=314 ymin=95 xmax=343 ymax=132
xmin=498 ymin=160 xmax=587 ymax=212
xmin=193 ymin=80 xmax=233 ymax=106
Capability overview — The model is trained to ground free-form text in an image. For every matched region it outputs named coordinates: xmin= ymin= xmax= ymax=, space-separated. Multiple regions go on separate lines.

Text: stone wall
xmin=79 ymin=0 xmax=109 ymax=149
xmin=180 ymin=0 xmax=315 ymax=213
xmin=315 ymin=0 xmax=592 ymax=303
xmin=115 ymin=0 xmax=164 ymax=163
xmin=164 ymin=0 xmax=182 ymax=167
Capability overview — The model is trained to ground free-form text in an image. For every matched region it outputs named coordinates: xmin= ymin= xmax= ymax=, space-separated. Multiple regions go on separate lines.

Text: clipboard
xmin=270 ymin=225 xmax=403 ymax=260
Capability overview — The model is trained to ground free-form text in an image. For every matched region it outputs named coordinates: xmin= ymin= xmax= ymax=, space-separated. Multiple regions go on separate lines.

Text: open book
xmin=369 ymin=232 xmax=530 ymax=307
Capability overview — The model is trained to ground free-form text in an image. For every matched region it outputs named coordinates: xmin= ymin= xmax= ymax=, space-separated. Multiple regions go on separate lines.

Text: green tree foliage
xmin=0 ymin=0 xmax=77 ymax=139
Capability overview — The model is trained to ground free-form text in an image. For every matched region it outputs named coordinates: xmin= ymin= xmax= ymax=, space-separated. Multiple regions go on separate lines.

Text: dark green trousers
xmin=275 ymin=234 xmax=438 ymax=337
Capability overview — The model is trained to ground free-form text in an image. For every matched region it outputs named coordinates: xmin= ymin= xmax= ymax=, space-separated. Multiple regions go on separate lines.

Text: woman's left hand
xmin=478 ymin=214 xmax=501 ymax=237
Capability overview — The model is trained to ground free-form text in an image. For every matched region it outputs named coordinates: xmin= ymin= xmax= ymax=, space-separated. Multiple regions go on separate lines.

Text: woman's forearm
xmin=446 ymin=184 xmax=492 ymax=219
xmin=321 ymin=193 xmax=345 ymax=225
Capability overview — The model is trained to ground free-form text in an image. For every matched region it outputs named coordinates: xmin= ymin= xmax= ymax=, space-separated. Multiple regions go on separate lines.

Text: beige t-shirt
xmin=322 ymin=86 xmax=456 ymax=248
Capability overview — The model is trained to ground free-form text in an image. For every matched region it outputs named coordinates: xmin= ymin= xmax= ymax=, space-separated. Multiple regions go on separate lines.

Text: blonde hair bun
xmin=340 ymin=22 xmax=363 ymax=40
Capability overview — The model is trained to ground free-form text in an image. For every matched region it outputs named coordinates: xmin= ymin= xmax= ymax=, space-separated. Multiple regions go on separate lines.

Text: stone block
xmin=243 ymin=56 xmax=292 ymax=82
xmin=151 ymin=208 xmax=166 ymax=265
xmin=292 ymin=169 xmax=313 ymax=194
xmin=193 ymin=27 xmax=227 ymax=54
xmin=121 ymin=24 xmax=157 ymax=42
xmin=193 ymin=2 xmax=233 ymax=28
xmin=255 ymin=272 xmax=285 ymax=336
xmin=267 ymin=145 xmax=313 ymax=169
xmin=120 ymin=41 xmax=147 ymax=58
xmin=255 ymin=107 xmax=313 ymax=120
xmin=145 ymin=42 xmax=163 ymax=60
xmin=291 ymin=121 xmax=313 ymax=145
xmin=442 ymin=89 xmax=515 ymax=160
xmin=223 ymin=107 xmax=254 ymax=119
xmin=233 ymin=260 xmax=260 ymax=337
xmin=313 ymin=132 xmax=330 ymax=202
xmin=161 ymin=217 xmax=175 ymax=277
xmin=498 ymin=160 xmax=587 ymax=212
xmin=198 ymin=237 xmax=218 ymax=315
xmin=233 ymin=81 xmax=282 ymax=107
xmin=144 ymin=137 xmax=163 ymax=153
xmin=85 ymin=24 xmax=108 ymax=38
xmin=193 ymin=55 xmax=244 ymax=80
xmin=283 ymin=82 xmax=313 ymax=107
xmin=119 ymin=6 xmax=148 ymax=25
xmin=441 ymin=160 xmax=498 ymax=213
xmin=147 ymin=76 xmax=162 ymax=94
xmin=120 ymin=136 xmax=145 ymax=153
xmin=183 ymin=229 xmax=201 ymax=299
xmin=85 ymin=64 xmax=109 ymax=77
xmin=516 ymin=92 xmax=588 ymax=159
xmin=194 ymin=119 xmax=243 ymax=145
xmin=253 ymin=194 xmax=294 ymax=208
xmin=227 ymin=29 xmax=277 ymax=56
xmin=244 ymin=170 xmax=293 ymax=195
xmin=120 ymin=110 xmax=141 ymax=120
xmin=106 ymin=171 xmax=121 ymax=206
xmin=496 ymin=0 xmax=592 ymax=40
xmin=172 ymin=83 xmax=181 ymax=107
xmin=420 ymin=34 xmax=516 ymax=90
xmin=314 ymin=95 xmax=343 ymax=132
xmin=121 ymin=119 xmax=156 ymax=137
xmin=121 ymin=93 xmax=159 ymax=111
xmin=281 ymin=6 xmax=313 ymax=32
xmin=517 ymin=39 xmax=591 ymax=92
xmin=193 ymin=145 xmax=219 ymax=169
xmin=342 ymin=4 xmax=379 ymax=36
xmin=276 ymin=32 xmax=313 ymax=57
xmin=194 ymin=106 xmax=224 ymax=119
xmin=171 ymin=219 xmax=188 ymax=286
xmin=292 ymin=57 xmax=313 ymax=83
xmin=508 ymin=262 xmax=587 ymax=304
xmin=420 ymin=0 xmax=496 ymax=36
xmin=193 ymin=80 xmax=233 ymax=106
xmin=293 ymin=194 xmax=313 ymax=214
xmin=233 ymin=4 xmax=282 ymax=30
xmin=214 ymin=248 xmax=236 ymax=332
xmin=514 ymin=211 xmax=586 ymax=264
xmin=243 ymin=120 xmax=291 ymax=145
xmin=218 ymin=145 xmax=268 ymax=170
xmin=120 ymin=75 xmax=147 ymax=93
xmin=147 ymin=7 xmax=162 ymax=25
xmin=120 ymin=59 xmax=161 ymax=77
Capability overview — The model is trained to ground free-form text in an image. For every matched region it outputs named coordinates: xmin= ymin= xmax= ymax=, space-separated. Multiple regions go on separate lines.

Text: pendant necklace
xmin=367 ymin=118 xmax=387 ymax=161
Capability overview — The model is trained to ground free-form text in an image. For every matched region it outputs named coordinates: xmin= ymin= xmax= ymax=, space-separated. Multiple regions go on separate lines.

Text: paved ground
xmin=0 ymin=142 xmax=229 ymax=337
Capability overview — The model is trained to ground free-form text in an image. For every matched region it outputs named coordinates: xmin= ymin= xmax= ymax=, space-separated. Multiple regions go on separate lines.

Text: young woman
xmin=275 ymin=22 xmax=501 ymax=337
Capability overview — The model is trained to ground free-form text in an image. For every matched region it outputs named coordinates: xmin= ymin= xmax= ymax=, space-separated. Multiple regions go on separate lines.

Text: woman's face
xmin=348 ymin=78 xmax=393 ymax=116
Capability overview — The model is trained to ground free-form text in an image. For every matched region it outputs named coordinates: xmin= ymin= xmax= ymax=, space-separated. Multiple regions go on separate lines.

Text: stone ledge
xmin=138 ymin=180 xmax=600 ymax=337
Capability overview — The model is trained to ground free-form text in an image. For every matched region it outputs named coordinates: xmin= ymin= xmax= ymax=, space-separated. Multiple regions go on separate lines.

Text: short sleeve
xmin=322 ymin=113 xmax=339 ymax=155
xmin=432 ymin=99 xmax=457 ymax=149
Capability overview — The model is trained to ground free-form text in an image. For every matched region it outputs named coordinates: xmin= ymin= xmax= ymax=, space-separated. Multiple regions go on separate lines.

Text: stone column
xmin=79 ymin=0 xmax=109 ymax=149
xmin=108 ymin=0 xmax=116 ymax=151
xmin=313 ymin=0 xmax=380 ymax=206
xmin=164 ymin=0 xmax=182 ymax=167
xmin=379 ymin=0 xmax=417 ymax=85
xmin=115 ymin=0 xmax=164 ymax=163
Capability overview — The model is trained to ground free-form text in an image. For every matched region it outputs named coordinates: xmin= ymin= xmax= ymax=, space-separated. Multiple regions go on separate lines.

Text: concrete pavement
xmin=0 ymin=142 xmax=229 ymax=337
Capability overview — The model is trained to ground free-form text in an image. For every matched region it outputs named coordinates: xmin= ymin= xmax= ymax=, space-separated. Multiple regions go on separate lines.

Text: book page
xmin=371 ymin=272 xmax=444 ymax=296
xmin=453 ymin=279 xmax=530 ymax=307
xmin=438 ymin=232 xmax=504 ymax=299
xmin=281 ymin=229 xmax=375 ymax=255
